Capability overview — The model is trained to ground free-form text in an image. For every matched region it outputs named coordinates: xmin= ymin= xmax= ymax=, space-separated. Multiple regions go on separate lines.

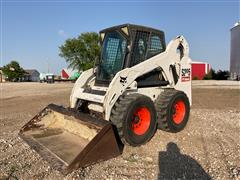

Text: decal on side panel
xmin=181 ymin=68 xmax=191 ymax=82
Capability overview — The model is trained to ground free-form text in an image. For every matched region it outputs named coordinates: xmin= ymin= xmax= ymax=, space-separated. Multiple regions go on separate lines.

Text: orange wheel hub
xmin=131 ymin=107 xmax=151 ymax=135
xmin=172 ymin=100 xmax=186 ymax=124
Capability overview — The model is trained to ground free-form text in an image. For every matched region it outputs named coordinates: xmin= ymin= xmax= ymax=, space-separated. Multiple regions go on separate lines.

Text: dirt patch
xmin=192 ymin=88 xmax=240 ymax=110
xmin=0 ymin=81 xmax=239 ymax=179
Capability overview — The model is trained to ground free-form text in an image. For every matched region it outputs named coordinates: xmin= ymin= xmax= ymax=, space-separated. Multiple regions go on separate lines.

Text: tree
xmin=203 ymin=69 xmax=230 ymax=80
xmin=59 ymin=32 xmax=101 ymax=71
xmin=2 ymin=61 xmax=25 ymax=81
xmin=203 ymin=69 xmax=214 ymax=80
xmin=192 ymin=76 xmax=199 ymax=80
xmin=214 ymin=70 xmax=229 ymax=80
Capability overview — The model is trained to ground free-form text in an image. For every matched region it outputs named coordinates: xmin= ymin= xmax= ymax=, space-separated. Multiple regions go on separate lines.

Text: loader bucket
xmin=19 ymin=104 xmax=123 ymax=174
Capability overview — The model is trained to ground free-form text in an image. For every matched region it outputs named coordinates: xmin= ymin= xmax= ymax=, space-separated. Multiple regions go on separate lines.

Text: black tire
xmin=155 ymin=89 xmax=190 ymax=132
xmin=110 ymin=93 xmax=157 ymax=146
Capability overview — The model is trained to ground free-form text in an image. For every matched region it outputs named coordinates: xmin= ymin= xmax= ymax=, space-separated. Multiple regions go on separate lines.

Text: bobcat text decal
xmin=181 ymin=68 xmax=191 ymax=82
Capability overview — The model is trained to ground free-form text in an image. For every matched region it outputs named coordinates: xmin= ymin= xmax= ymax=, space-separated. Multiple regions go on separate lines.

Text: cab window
xmin=130 ymin=31 xmax=150 ymax=66
xmin=147 ymin=34 xmax=164 ymax=58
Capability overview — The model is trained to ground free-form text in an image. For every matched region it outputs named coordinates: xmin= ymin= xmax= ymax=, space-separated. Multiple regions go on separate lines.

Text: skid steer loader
xmin=19 ymin=24 xmax=192 ymax=174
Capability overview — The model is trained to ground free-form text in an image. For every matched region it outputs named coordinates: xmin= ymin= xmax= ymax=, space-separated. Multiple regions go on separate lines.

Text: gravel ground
xmin=192 ymin=80 xmax=240 ymax=89
xmin=0 ymin=81 xmax=239 ymax=180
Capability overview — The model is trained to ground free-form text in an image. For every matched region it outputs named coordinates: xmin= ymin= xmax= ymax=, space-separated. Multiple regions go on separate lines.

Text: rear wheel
xmin=155 ymin=89 xmax=190 ymax=132
xmin=110 ymin=94 xmax=157 ymax=146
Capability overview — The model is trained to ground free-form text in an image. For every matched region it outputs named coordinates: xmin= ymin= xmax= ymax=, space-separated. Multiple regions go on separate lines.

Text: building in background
xmin=191 ymin=61 xmax=211 ymax=80
xmin=0 ymin=67 xmax=6 ymax=82
xmin=230 ymin=22 xmax=240 ymax=80
xmin=23 ymin=69 xmax=40 ymax=82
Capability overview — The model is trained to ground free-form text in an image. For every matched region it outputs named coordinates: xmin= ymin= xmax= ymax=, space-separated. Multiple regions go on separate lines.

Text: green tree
xmin=214 ymin=70 xmax=229 ymax=80
xmin=59 ymin=32 xmax=101 ymax=71
xmin=192 ymin=76 xmax=199 ymax=80
xmin=2 ymin=61 xmax=25 ymax=81
xmin=203 ymin=69 xmax=230 ymax=80
xmin=203 ymin=69 xmax=214 ymax=80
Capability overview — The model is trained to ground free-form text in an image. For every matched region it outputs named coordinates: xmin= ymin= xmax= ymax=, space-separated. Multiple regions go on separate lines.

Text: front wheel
xmin=110 ymin=94 xmax=157 ymax=146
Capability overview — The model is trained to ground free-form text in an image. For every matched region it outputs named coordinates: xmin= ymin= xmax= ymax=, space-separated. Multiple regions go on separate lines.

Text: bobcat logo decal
xmin=120 ymin=76 xmax=127 ymax=84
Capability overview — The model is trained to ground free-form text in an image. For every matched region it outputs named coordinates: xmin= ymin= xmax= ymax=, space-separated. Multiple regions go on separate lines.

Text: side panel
xmin=136 ymin=87 xmax=164 ymax=102
xmin=175 ymin=59 xmax=192 ymax=106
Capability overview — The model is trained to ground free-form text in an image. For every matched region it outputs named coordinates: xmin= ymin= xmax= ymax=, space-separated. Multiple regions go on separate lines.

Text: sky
xmin=0 ymin=0 xmax=239 ymax=74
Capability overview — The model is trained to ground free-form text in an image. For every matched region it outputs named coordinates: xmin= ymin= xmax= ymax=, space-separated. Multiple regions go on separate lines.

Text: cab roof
xmin=99 ymin=23 xmax=165 ymax=35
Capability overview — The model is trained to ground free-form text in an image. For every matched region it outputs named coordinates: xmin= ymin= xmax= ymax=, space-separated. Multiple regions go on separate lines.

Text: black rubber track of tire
xmin=110 ymin=93 xmax=147 ymax=145
xmin=155 ymin=89 xmax=187 ymax=132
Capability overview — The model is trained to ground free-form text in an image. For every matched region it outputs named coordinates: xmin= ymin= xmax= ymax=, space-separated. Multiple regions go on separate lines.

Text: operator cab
xmin=96 ymin=24 xmax=166 ymax=85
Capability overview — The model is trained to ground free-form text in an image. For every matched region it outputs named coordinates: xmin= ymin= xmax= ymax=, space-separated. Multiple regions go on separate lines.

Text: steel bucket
xmin=19 ymin=104 xmax=123 ymax=174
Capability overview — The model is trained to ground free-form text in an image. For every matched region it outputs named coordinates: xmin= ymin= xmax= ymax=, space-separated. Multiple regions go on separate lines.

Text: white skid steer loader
xmin=19 ymin=24 xmax=192 ymax=174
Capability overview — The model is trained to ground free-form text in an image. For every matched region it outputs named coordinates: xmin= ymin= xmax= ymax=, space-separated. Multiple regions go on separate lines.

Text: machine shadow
xmin=158 ymin=142 xmax=211 ymax=180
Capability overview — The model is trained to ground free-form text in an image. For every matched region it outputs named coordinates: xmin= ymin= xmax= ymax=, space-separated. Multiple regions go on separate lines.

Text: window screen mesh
xmin=97 ymin=31 xmax=127 ymax=81
xmin=150 ymin=35 xmax=163 ymax=52
xmin=147 ymin=33 xmax=164 ymax=59
xmin=130 ymin=31 xmax=150 ymax=67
